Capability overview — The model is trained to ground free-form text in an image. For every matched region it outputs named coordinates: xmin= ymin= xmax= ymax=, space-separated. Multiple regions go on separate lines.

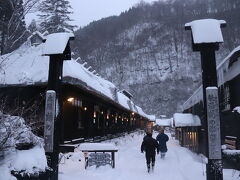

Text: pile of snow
xmin=233 ymin=106 xmax=240 ymax=114
xmin=10 ymin=146 xmax=48 ymax=175
xmin=0 ymin=112 xmax=43 ymax=151
xmin=185 ymin=19 xmax=225 ymax=44
xmin=0 ymin=112 xmax=47 ymax=179
xmin=173 ymin=113 xmax=201 ymax=127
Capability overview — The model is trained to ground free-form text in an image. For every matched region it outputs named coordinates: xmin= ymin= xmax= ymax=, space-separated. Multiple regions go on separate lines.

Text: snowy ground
xmin=59 ymin=131 xmax=240 ymax=180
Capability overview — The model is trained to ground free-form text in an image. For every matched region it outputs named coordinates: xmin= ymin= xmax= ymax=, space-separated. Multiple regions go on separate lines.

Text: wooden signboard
xmin=44 ymin=90 xmax=56 ymax=152
xmin=87 ymin=153 xmax=111 ymax=167
xmin=206 ymin=87 xmax=222 ymax=160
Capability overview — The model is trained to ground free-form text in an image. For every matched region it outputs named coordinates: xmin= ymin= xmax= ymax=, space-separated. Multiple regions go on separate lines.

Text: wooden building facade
xmin=0 ymin=36 xmax=150 ymax=143
xmin=173 ymin=113 xmax=201 ymax=153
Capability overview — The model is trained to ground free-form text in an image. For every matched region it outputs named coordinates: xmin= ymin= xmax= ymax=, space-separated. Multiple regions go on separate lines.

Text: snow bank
xmin=185 ymin=19 xmax=225 ymax=44
xmin=11 ymin=146 xmax=48 ymax=174
xmin=173 ymin=113 xmax=201 ymax=127
xmin=0 ymin=112 xmax=47 ymax=179
xmin=0 ymin=112 xmax=43 ymax=151
xmin=0 ymin=165 xmax=17 ymax=180
xmin=233 ymin=107 xmax=240 ymax=114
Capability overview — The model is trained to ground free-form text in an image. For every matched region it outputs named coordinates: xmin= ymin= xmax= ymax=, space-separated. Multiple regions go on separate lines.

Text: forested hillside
xmin=72 ymin=0 xmax=240 ymax=116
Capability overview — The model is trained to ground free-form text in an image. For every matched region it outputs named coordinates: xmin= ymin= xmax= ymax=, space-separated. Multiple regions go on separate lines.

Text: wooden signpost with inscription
xmin=206 ymin=87 xmax=222 ymax=160
xmin=44 ymin=90 xmax=56 ymax=153
xmin=185 ymin=19 xmax=226 ymax=180
xmin=43 ymin=33 xmax=74 ymax=180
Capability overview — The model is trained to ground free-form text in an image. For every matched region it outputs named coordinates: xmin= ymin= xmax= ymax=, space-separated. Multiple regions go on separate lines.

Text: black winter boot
xmin=147 ymin=164 xmax=150 ymax=173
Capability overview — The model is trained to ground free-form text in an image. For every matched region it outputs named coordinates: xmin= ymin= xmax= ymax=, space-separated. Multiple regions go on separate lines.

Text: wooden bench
xmin=79 ymin=143 xmax=118 ymax=169
xmin=224 ymin=136 xmax=237 ymax=150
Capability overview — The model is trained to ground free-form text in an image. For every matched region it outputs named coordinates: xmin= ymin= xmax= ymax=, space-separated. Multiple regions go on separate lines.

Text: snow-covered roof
xmin=0 ymin=40 xmax=153 ymax=120
xmin=182 ymin=85 xmax=203 ymax=111
xmin=155 ymin=118 xmax=172 ymax=127
xmin=173 ymin=113 xmax=201 ymax=127
xmin=217 ymin=45 xmax=240 ymax=86
xmin=43 ymin=32 xmax=74 ymax=55
xmin=185 ymin=19 xmax=225 ymax=44
xmin=135 ymin=105 xmax=149 ymax=119
xmin=120 ymin=89 xmax=133 ymax=99
xmin=79 ymin=143 xmax=118 ymax=151
xmin=147 ymin=115 xmax=156 ymax=122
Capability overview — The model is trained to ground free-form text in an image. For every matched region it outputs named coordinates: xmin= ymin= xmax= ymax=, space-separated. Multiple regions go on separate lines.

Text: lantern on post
xmin=185 ymin=19 xmax=226 ymax=180
xmin=42 ymin=32 xmax=74 ymax=180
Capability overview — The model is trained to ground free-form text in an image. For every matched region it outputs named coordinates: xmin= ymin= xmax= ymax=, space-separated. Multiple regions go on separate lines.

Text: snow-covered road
xmin=59 ymin=131 xmax=239 ymax=180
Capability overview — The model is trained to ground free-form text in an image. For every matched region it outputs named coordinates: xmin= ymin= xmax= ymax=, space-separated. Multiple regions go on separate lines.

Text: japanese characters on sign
xmin=206 ymin=87 xmax=222 ymax=160
xmin=87 ymin=153 xmax=111 ymax=167
xmin=44 ymin=90 xmax=56 ymax=152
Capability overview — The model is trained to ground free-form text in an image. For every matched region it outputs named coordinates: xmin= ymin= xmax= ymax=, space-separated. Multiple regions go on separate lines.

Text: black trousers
xmin=145 ymin=153 xmax=155 ymax=166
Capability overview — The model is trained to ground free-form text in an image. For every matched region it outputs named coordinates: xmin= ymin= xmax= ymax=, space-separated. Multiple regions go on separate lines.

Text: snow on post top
xmin=43 ymin=32 xmax=74 ymax=56
xmin=185 ymin=19 xmax=226 ymax=44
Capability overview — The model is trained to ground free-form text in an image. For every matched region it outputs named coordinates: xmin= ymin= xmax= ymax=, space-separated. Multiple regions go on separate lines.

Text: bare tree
xmin=0 ymin=0 xmax=39 ymax=55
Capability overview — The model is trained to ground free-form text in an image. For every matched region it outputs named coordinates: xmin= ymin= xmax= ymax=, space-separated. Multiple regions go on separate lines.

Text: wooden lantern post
xmin=185 ymin=19 xmax=226 ymax=180
xmin=43 ymin=32 xmax=74 ymax=180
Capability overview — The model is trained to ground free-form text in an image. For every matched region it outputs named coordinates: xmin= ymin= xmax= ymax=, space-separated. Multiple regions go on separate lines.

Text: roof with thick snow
xmin=173 ymin=113 xmax=201 ymax=127
xmin=185 ymin=19 xmax=225 ymax=44
xmin=155 ymin=118 xmax=172 ymax=127
xmin=0 ymin=38 xmax=152 ymax=120
xmin=147 ymin=115 xmax=156 ymax=122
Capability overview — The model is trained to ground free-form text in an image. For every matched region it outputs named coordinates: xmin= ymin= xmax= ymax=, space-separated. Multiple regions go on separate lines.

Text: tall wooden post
xmin=185 ymin=19 xmax=226 ymax=180
xmin=45 ymin=55 xmax=63 ymax=180
xmin=43 ymin=33 xmax=74 ymax=180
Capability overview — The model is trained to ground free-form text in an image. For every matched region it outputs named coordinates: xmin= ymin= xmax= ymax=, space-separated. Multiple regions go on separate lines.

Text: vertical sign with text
xmin=206 ymin=87 xmax=222 ymax=159
xmin=44 ymin=90 xmax=56 ymax=152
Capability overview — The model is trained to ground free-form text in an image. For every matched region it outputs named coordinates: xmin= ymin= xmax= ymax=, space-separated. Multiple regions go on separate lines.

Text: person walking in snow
xmin=156 ymin=128 xmax=169 ymax=159
xmin=141 ymin=131 xmax=159 ymax=173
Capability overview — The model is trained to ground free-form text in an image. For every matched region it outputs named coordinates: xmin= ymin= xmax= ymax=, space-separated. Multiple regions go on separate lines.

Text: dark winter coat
xmin=156 ymin=133 xmax=169 ymax=152
xmin=141 ymin=135 xmax=159 ymax=156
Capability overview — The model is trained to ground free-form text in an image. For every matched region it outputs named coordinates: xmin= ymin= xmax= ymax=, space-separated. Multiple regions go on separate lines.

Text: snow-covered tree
xmin=38 ymin=0 xmax=76 ymax=33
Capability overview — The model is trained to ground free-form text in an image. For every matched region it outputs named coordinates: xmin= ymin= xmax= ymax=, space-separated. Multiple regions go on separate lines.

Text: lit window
xmin=67 ymin=97 xmax=74 ymax=103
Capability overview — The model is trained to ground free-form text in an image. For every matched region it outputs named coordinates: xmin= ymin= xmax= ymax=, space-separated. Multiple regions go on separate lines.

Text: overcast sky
xmin=26 ymin=0 xmax=158 ymax=28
